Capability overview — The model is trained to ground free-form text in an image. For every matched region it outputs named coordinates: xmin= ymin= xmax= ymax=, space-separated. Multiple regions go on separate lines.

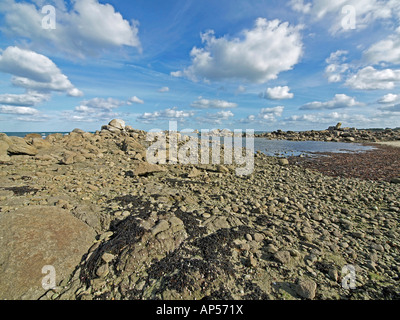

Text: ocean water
xmin=252 ymin=138 xmax=375 ymax=157
xmin=2 ymin=132 xmax=375 ymax=158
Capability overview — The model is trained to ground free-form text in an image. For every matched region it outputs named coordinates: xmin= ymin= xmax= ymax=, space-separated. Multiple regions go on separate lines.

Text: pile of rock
xmin=255 ymin=123 xmax=400 ymax=143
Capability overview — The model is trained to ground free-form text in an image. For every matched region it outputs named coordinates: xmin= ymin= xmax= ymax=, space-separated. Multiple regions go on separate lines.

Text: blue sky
xmin=0 ymin=0 xmax=400 ymax=132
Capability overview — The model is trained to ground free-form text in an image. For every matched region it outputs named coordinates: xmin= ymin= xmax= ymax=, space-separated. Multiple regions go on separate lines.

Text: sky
xmin=0 ymin=0 xmax=400 ymax=132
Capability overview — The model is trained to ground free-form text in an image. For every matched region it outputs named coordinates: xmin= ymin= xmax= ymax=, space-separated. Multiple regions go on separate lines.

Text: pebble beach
xmin=0 ymin=120 xmax=399 ymax=300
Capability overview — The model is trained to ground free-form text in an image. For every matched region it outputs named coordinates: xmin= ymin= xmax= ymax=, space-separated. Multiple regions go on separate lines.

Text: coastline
xmin=1 ymin=120 xmax=399 ymax=300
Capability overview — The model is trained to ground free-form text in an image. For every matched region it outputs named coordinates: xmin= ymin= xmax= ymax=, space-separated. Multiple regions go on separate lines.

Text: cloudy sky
xmin=0 ymin=0 xmax=400 ymax=132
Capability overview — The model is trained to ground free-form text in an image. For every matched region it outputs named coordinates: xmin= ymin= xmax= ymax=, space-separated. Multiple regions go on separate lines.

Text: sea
xmin=2 ymin=132 xmax=376 ymax=158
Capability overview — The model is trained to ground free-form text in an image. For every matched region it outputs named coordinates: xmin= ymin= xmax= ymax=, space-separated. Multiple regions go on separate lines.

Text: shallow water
xmin=252 ymin=138 xmax=376 ymax=157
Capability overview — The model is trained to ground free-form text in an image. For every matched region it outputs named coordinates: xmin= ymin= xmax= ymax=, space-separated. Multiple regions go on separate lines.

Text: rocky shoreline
xmin=255 ymin=122 xmax=400 ymax=143
xmin=0 ymin=119 xmax=399 ymax=300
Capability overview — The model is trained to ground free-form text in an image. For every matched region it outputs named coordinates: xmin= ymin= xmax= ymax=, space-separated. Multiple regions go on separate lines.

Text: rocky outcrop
xmin=0 ymin=206 xmax=96 ymax=300
xmin=256 ymin=123 xmax=400 ymax=143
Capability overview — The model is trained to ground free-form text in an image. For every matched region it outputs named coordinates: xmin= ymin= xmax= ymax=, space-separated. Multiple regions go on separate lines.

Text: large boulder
xmin=0 ymin=206 xmax=96 ymax=300
xmin=6 ymin=136 xmax=38 ymax=156
xmin=109 ymin=119 xmax=125 ymax=130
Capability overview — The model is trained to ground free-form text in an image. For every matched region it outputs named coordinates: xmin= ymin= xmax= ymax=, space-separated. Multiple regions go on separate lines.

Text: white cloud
xmin=76 ymin=97 xmax=126 ymax=112
xmin=191 ymin=98 xmax=238 ymax=109
xmin=325 ymin=50 xmax=349 ymax=83
xmin=235 ymin=85 xmax=246 ymax=95
xmin=173 ymin=18 xmax=303 ymax=83
xmin=0 ymin=91 xmax=49 ymax=106
xmin=291 ymin=0 xmax=400 ymax=34
xmin=0 ymin=0 xmax=141 ymax=58
xmin=0 ymin=105 xmax=39 ymax=115
xmin=286 ymin=111 xmax=374 ymax=125
xmin=259 ymin=106 xmax=284 ymax=121
xmin=158 ymin=87 xmax=170 ymax=93
xmin=196 ymin=110 xmax=234 ymax=125
xmin=300 ymin=94 xmax=364 ymax=110
xmin=137 ymin=107 xmax=194 ymax=123
xmin=128 ymin=96 xmax=144 ymax=104
xmin=378 ymin=93 xmax=400 ymax=104
xmin=289 ymin=0 xmax=312 ymax=13
xmin=345 ymin=66 xmax=400 ymax=90
xmin=0 ymin=46 xmax=81 ymax=95
xmin=363 ymin=28 xmax=400 ymax=65
xmin=261 ymin=86 xmax=294 ymax=100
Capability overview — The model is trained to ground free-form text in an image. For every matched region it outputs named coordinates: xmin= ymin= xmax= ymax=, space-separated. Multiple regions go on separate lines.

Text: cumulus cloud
xmin=0 ymin=91 xmax=49 ymax=106
xmin=300 ymin=94 xmax=364 ymax=110
xmin=191 ymin=98 xmax=238 ymax=109
xmin=137 ymin=107 xmax=195 ymax=123
xmin=378 ymin=93 xmax=400 ymax=104
xmin=345 ymin=66 xmax=400 ymax=90
xmin=0 ymin=46 xmax=82 ymax=95
xmin=127 ymin=96 xmax=144 ymax=104
xmin=286 ymin=111 xmax=373 ymax=125
xmin=363 ymin=28 xmax=400 ymax=65
xmin=260 ymin=86 xmax=294 ymax=100
xmin=172 ymin=18 xmax=303 ymax=83
xmin=0 ymin=105 xmax=39 ymax=115
xmin=259 ymin=106 xmax=285 ymax=121
xmin=325 ymin=50 xmax=349 ymax=83
xmin=239 ymin=106 xmax=284 ymax=124
xmin=196 ymin=110 xmax=234 ymax=125
xmin=0 ymin=0 xmax=141 ymax=58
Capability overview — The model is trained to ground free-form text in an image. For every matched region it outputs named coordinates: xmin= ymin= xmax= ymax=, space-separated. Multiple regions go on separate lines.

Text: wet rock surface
xmin=0 ymin=120 xmax=399 ymax=300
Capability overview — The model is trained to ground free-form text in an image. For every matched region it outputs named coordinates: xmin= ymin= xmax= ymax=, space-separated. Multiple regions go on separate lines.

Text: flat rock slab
xmin=0 ymin=206 xmax=96 ymax=300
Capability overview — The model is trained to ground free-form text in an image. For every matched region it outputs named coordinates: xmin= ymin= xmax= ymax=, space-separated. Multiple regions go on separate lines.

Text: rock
xmin=96 ymin=264 xmax=109 ymax=278
xmin=390 ymin=177 xmax=400 ymax=184
xmin=296 ymin=279 xmax=317 ymax=300
xmin=101 ymin=253 xmax=115 ymax=263
xmin=151 ymin=220 xmax=170 ymax=236
xmin=31 ymin=138 xmax=51 ymax=149
xmin=253 ymin=233 xmax=264 ymax=242
xmin=134 ymin=162 xmax=166 ymax=176
xmin=274 ymin=250 xmax=291 ymax=264
xmin=187 ymin=167 xmax=202 ymax=178
xmin=278 ymin=158 xmax=289 ymax=166
xmin=6 ymin=136 xmax=38 ymax=156
xmin=0 ymin=206 xmax=96 ymax=300
xmin=0 ymin=140 xmax=11 ymax=162
xmin=109 ymin=119 xmax=125 ymax=130
xmin=72 ymin=128 xmax=86 ymax=134
xmin=60 ymin=152 xmax=76 ymax=165
xmin=345 ymin=137 xmax=355 ymax=142
xmin=24 ymin=133 xmax=43 ymax=140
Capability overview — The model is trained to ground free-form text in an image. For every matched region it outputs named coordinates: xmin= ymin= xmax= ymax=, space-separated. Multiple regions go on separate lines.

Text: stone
xmin=109 ymin=119 xmax=126 ymax=130
xmin=101 ymin=253 xmax=115 ymax=263
xmin=390 ymin=177 xmax=400 ymax=184
xmin=31 ymin=138 xmax=52 ymax=149
xmin=0 ymin=206 xmax=96 ymax=300
xmin=151 ymin=220 xmax=170 ymax=236
xmin=0 ymin=140 xmax=11 ymax=162
xmin=278 ymin=158 xmax=289 ymax=166
xmin=296 ymin=279 xmax=317 ymax=300
xmin=187 ymin=167 xmax=202 ymax=178
xmin=6 ymin=136 xmax=38 ymax=156
xmin=274 ymin=250 xmax=291 ymax=264
xmin=134 ymin=162 xmax=166 ymax=176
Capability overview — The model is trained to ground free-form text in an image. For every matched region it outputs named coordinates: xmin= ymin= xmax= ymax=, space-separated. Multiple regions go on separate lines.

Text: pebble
xmin=296 ymin=279 xmax=317 ymax=300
